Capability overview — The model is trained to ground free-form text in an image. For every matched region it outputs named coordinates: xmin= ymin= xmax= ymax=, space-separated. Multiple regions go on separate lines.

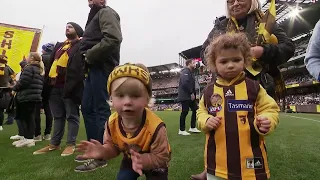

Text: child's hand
xmin=206 ymin=116 xmax=222 ymax=131
xmin=256 ymin=116 xmax=271 ymax=133
xmin=76 ymin=139 xmax=105 ymax=160
xmin=130 ymin=149 xmax=143 ymax=176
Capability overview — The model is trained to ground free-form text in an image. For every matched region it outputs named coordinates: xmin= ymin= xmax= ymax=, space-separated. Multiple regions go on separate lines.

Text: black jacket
xmin=80 ymin=6 xmax=123 ymax=73
xmin=47 ymin=40 xmax=85 ymax=104
xmin=200 ymin=15 xmax=295 ymax=98
xmin=13 ymin=64 xmax=44 ymax=103
xmin=177 ymin=68 xmax=196 ymax=102
xmin=41 ymin=52 xmax=52 ymax=101
xmin=201 ymin=15 xmax=295 ymax=77
xmin=0 ymin=65 xmax=14 ymax=87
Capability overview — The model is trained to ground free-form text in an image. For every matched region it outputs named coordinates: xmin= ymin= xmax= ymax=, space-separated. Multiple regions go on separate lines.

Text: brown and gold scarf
xmin=226 ymin=0 xmax=286 ymax=100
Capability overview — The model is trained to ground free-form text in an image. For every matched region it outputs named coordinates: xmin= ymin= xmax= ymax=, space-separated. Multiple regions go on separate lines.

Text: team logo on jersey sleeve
xmin=208 ymin=93 xmax=223 ymax=114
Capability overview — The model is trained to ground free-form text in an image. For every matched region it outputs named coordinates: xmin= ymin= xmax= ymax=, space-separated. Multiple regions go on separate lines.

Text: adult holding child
xmin=191 ymin=0 xmax=295 ymax=179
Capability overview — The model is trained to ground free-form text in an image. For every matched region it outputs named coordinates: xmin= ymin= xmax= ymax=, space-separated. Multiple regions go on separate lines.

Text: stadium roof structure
xmin=147 ymin=63 xmax=182 ymax=74
xmin=179 ymin=0 xmax=319 ymax=60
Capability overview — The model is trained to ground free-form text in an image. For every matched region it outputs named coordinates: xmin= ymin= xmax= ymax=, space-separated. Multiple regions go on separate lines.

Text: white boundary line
xmin=282 ymin=114 xmax=320 ymax=123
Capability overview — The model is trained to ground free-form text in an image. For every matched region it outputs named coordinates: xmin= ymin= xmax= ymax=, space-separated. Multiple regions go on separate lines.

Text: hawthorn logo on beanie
xmin=67 ymin=22 xmax=84 ymax=37
xmin=107 ymin=64 xmax=152 ymax=96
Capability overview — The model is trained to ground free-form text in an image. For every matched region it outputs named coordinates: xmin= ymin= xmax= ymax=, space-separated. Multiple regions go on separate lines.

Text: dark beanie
xmin=20 ymin=60 xmax=27 ymax=68
xmin=67 ymin=22 xmax=84 ymax=37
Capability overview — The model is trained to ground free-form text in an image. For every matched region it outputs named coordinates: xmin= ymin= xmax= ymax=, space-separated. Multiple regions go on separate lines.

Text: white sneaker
xmin=178 ymin=130 xmax=190 ymax=136
xmin=34 ymin=135 xmax=42 ymax=142
xmin=0 ymin=126 xmax=3 ymax=131
xmin=43 ymin=134 xmax=51 ymax=140
xmin=16 ymin=139 xmax=35 ymax=148
xmin=189 ymin=128 xmax=201 ymax=133
xmin=10 ymin=135 xmax=24 ymax=140
xmin=12 ymin=139 xmax=25 ymax=146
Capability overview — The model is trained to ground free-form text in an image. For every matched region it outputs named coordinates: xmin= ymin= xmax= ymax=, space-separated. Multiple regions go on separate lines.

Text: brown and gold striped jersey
xmin=197 ymin=72 xmax=279 ymax=180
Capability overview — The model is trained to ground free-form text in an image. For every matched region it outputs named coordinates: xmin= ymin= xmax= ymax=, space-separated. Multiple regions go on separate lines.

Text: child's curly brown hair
xmin=205 ymin=33 xmax=252 ymax=72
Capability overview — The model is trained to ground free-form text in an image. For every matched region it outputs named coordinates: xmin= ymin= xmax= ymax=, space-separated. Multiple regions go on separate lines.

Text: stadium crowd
xmin=285 ymin=93 xmax=320 ymax=105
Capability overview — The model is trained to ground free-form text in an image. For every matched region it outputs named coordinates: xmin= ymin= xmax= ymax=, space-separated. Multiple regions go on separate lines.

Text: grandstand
xmin=148 ymin=63 xmax=182 ymax=111
xmin=176 ymin=0 xmax=320 ymax=113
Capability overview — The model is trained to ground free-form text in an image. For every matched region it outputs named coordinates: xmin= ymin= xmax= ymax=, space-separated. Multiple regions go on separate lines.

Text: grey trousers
xmin=49 ymin=88 xmax=80 ymax=146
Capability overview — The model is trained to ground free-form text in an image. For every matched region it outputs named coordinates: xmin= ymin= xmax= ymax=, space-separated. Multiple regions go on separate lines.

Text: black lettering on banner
xmin=0 ymin=30 xmax=15 ymax=58
xmin=4 ymin=31 xmax=14 ymax=39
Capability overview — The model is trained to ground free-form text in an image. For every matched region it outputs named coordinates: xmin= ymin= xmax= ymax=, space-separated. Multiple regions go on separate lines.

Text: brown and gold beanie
xmin=107 ymin=63 xmax=152 ymax=96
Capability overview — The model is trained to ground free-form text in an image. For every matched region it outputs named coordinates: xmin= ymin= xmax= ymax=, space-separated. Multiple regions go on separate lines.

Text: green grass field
xmin=0 ymin=112 xmax=320 ymax=180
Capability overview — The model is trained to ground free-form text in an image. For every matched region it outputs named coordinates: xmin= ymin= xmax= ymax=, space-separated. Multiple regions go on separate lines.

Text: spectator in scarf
xmin=33 ymin=22 xmax=85 ymax=157
xmin=0 ymin=55 xmax=14 ymax=131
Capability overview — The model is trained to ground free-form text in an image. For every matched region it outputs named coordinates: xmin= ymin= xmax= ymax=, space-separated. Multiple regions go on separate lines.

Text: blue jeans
xmin=117 ymin=168 xmax=168 ymax=180
xmin=81 ymin=66 xmax=111 ymax=144
xmin=117 ymin=169 xmax=140 ymax=180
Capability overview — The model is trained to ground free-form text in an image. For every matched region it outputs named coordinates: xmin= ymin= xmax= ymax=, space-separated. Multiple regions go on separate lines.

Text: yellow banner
xmin=0 ymin=25 xmax=37 ymax=73
xmin=290 ymin=105 xmax=296 ymax=112
xmin=317 ymin=105 xmax=320 ymax=113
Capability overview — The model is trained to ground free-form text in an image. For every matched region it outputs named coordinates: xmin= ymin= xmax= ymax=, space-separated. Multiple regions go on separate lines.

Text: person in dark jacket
xmin=33 ymin=22 xmax=85 ymax=157
xmin=75 ymin=0 xmax=122 ymax=172
xmin=11 ymin=52 xmax=44 ymax=148
xmin=9 ymin=60 xmax=28 ymax=141
xmin=177 ymin=59 xmax=201 ymax=136
xmin=33 ymin=42 xmax=55 ymax=141
xmin=0 ymin=55 xmax=14 ymax=131
xmin=191 ymin=0 xmax=295 ymax=179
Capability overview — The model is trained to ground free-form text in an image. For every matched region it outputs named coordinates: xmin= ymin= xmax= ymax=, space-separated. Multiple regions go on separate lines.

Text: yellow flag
xmin=258 ymin=0 xmax=276 ymax=44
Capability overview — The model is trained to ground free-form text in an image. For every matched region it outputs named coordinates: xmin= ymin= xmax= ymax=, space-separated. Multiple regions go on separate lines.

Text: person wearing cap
xmin=77 ymin=0 xmax=122 ymax=171
xmin=33 ymin=22 xmax=85 ymax=156
xmin=0 ymin=55 xmax=14 ymax=131
xmin=76 ymin=63 xmax=171 ymax=179
xmin=32 ymin=42 xmax=56 ymax=142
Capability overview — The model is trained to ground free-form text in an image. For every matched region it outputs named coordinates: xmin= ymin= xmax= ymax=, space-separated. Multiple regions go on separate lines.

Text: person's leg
xmin=76 ymin=67 xmax=110 ymax=171
xmin=116 ymin=168 xmax=140 ymax=180
xmin=5 ymin=110 xmax=14 ymax=124
xmin=81 ymin=74 xmax=95 ymax=141
xmin=0 ymin=108 xmax=4 ymax=129
xmin=34 ymin=103 xmax=42 ymax=139
xmin=189 ymin=100 xmax=201 ymax=133
xmin=43 ymin=98 xmax=53 ymax=138
xmin=16 ymin=102 xmax=36 ymax=147
xmin=145 ymin=168 xmax=168 ymax=180
xmin=191 ymin=170 xmax=207 ymax=180
xmin=33 ymin=89 xmax=65 ymax=154
xmin=179 ymin=101 xmax=190 ymax=135
xmin=61 ymin=98 xmax=80 ymax=156
xmin=49 ymin=88 xmax=66 ymax=146
xmin=90 ymin=67 xmax=110 ymax=144
xmin=190 ymin=100 xmax=198 ymax=128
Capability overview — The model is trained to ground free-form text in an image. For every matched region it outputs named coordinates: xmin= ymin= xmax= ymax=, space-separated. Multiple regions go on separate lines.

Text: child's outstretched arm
xmin=76 ymin=124 xmax=120 ymax=160
xmin=138 ymin=126 xmax=171 ymax=170
xmin=254 ymin=85 xmax=280 ymax=135
xmin=197 ymin=95 xmax=214 ymax=132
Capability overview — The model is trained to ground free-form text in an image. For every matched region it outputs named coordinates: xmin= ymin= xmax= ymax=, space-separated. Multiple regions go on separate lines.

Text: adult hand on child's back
xmin=205 ymin=117 xmax=222 ymax=131
xmin=130 ymin=149 xmax=143 ymax=176
xmin=256 ymin=116 xmax=271 ymax=133
xmin=76 ymin=139 xmax=105 ymax=160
